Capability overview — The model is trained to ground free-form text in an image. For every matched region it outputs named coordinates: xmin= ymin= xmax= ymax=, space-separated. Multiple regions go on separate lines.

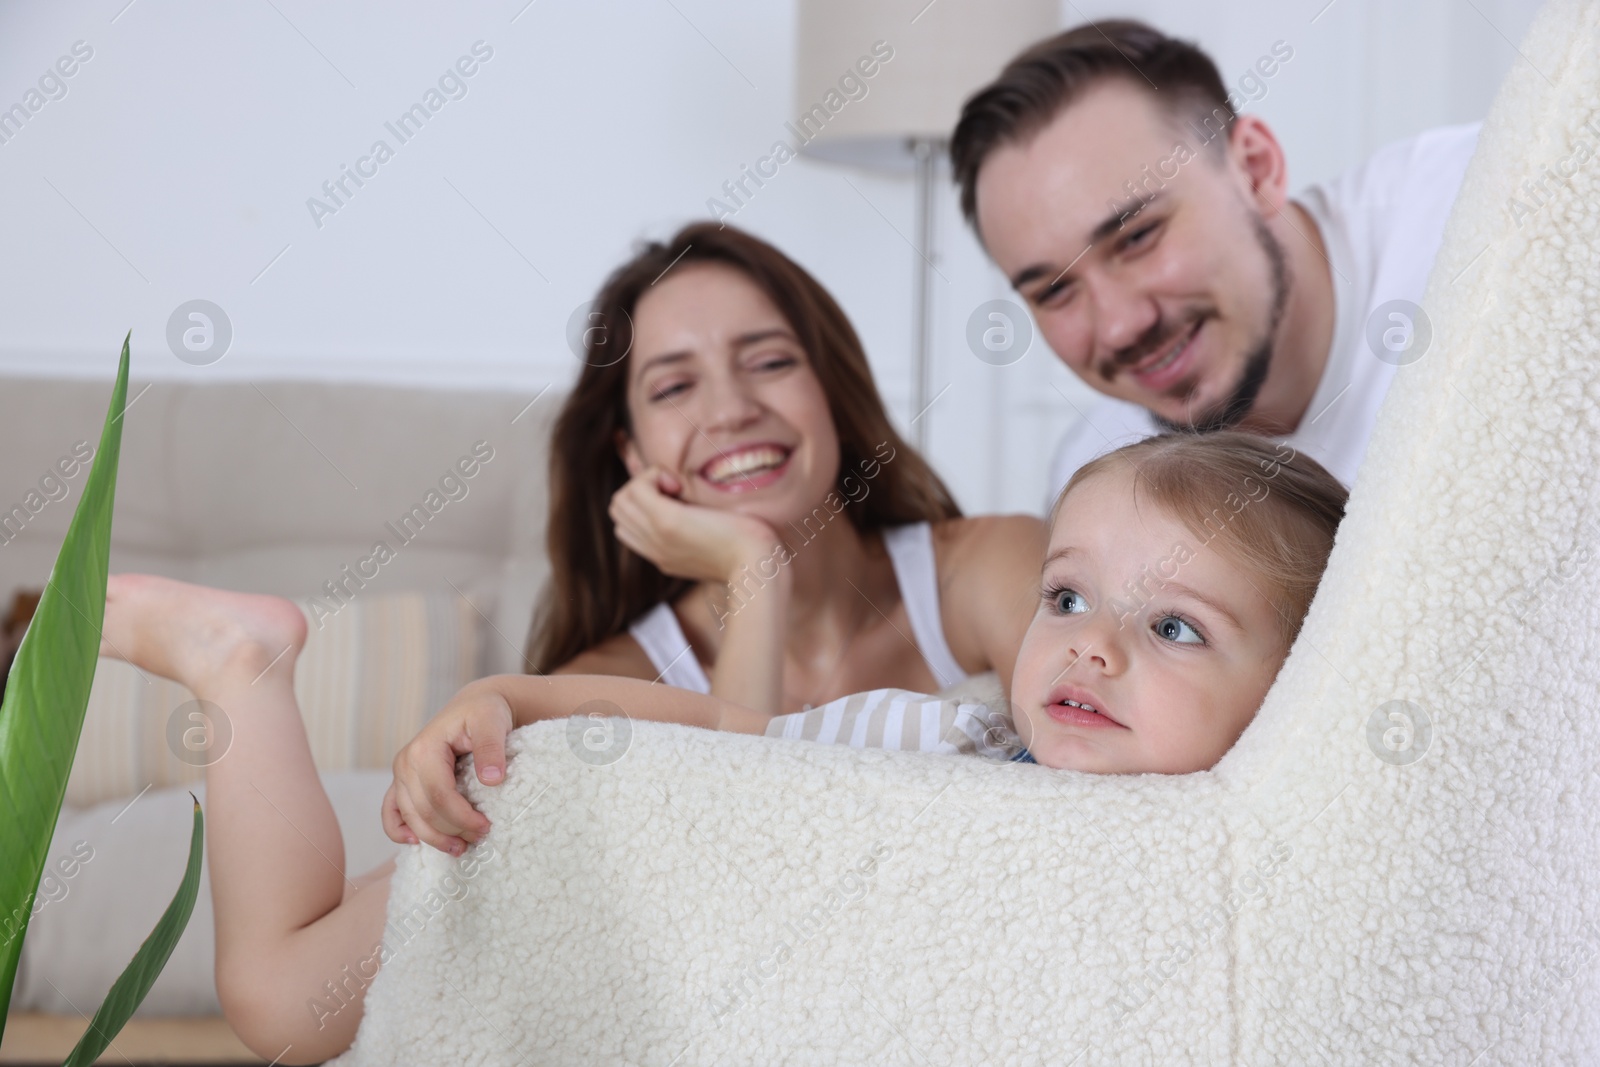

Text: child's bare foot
xmin=100 ymin=574 xmax=307 ymax=694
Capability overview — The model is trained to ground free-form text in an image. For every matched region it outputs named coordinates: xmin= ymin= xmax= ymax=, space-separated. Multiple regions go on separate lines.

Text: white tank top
xmin=627 ymin=521 xmax=969 ymax=696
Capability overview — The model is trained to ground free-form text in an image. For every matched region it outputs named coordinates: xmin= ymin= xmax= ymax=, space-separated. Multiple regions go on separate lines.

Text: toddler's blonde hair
xmin=1052 ymin=431 xmax=1348 ymax=649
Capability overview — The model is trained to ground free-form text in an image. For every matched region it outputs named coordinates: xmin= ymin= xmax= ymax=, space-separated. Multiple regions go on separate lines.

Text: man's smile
xmin=1126 ymin=318 xmax=1204 ymax=393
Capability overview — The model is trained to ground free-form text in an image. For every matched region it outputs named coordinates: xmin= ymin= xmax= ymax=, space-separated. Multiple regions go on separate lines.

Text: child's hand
xmin=382 ymin=683 xmax=513 ymax=855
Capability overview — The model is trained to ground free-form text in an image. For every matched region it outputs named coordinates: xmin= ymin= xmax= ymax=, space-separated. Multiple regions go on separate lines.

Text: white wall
xmin=0 ymin=0 xmax=1543 ymax=514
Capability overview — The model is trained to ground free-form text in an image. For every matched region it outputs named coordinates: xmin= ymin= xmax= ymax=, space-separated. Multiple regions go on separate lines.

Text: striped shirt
xmin=763 ymin=688 xmax=1031 ymax=762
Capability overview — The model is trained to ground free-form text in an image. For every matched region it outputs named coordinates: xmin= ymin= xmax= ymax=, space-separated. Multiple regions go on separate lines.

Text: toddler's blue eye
xmin=1154 ymin=615 xmax=1203 ymax=644
xmin=1053 ymin=588 xmax=1088 ymax=615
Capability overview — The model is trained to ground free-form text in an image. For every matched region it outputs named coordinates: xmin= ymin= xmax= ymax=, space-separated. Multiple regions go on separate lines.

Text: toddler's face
xmin=1010 ymin=467 xmax=1287 ymax=773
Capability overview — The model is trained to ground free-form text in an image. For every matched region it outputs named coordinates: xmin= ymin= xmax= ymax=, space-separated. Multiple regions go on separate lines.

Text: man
xmin=949 ymin=20 xmax=1479 ymax=496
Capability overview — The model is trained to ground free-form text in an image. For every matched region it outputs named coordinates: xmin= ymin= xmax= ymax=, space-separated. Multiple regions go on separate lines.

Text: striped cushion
xmin=65 ymin=592 xmax=484 ymax=808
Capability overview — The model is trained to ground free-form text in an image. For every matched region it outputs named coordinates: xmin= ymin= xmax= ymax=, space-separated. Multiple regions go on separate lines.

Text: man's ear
xmin=615 ymin=430 xmax=644 ymax=478
xmin=1226 ymin=114 xmax=1290 ymax=217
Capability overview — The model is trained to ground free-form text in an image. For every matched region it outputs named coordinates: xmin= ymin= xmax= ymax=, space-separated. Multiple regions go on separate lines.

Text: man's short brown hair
xmin=950 ymin=19 xmax=1234 ymax=228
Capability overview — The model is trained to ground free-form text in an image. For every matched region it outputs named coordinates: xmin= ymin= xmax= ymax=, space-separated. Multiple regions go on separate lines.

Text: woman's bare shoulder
xmin=930 ymin=514 xmax=1048 ymax=567
xmin=549 ymin=630 xmax=660 ymax=681
xmin=928 ymin=515 xmax=1049 ymax=678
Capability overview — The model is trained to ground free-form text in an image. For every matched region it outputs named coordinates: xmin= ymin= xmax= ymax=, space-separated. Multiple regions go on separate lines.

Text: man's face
xmin=975 ymin=79 xmax=1289 ymax=432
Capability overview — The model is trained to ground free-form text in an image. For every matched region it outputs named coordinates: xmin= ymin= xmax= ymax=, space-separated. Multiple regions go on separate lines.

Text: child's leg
xmin=100 ymin=575 xmax=390 ymax=1064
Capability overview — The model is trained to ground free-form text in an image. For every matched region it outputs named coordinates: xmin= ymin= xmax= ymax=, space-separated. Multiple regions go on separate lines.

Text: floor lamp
xmin=793 ymin=0 xmax=1057 ymax=451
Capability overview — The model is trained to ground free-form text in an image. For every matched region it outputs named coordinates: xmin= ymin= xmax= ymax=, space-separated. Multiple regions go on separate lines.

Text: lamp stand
xmin=909 ymin=137 xmax=941 ymax=452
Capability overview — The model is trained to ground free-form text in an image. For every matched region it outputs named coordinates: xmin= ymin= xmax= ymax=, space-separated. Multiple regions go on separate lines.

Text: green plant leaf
xmin=60 ymin=795 xmax=204 ymax=1067
xmin=0 ymin=334 xmax=129 ymax=1043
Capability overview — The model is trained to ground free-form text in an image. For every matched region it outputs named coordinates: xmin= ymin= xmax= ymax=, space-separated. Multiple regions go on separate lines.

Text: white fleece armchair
xmin=327 ymin=0 xmax=1600 ymax=1063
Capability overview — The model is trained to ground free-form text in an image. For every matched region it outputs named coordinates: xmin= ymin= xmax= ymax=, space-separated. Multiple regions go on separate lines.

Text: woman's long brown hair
xmin=525 ymin=221 xmax=962 ymax=674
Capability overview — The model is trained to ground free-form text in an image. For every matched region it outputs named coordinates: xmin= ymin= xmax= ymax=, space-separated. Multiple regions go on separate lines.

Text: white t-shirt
xmin=1047 ymin=122 xmax=1482 ymax=502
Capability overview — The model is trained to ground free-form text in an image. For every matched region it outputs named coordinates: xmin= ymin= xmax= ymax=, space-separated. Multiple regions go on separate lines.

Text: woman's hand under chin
xmin=609 ymin=464 xmax=786 ymax=584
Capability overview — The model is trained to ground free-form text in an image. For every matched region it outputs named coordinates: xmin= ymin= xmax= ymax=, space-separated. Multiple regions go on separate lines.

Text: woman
xmin=529 ymin=222 xmax=1045 ymax=716
xmin=91 ymin=223 xmax=1045 ymax=1063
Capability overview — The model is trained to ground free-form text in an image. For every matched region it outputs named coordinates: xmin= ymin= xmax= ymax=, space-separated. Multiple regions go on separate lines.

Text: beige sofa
xmin=0 ymin=375 xmax=560 ymax=1063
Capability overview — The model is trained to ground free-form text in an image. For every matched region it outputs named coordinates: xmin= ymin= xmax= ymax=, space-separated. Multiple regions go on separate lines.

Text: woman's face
xmin=619 ymin=262 xmax=841 ymax=526
xmin=1009 ymin=467 xmax=1288 ymax=774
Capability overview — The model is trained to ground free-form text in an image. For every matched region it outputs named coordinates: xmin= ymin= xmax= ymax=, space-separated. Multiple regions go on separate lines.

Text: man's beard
xmin=1149 ymin=213 xmax=1292 ymax=435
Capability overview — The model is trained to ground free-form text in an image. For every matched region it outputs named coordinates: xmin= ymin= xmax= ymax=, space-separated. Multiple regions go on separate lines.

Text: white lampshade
xmin=793 ymin=0 xmax=1059 ymax=171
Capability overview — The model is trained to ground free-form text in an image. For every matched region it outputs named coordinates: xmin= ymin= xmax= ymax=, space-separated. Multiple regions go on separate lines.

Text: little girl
xmin=97 ymin=430 xmax=1344 ymax=1063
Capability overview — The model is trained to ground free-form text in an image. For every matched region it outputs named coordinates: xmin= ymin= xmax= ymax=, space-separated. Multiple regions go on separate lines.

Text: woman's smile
xmin=698 ymin=442 xmax=795 ymax=492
